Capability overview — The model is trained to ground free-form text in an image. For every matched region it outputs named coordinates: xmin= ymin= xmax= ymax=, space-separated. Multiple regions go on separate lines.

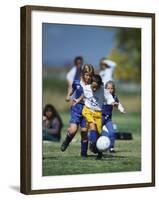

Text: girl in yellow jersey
xmin=82 ymin=74 xmax=117 ymax=159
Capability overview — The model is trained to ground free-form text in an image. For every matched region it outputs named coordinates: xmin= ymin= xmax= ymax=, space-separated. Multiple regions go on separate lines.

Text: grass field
xmin=42 ymin=111 xmax=141 ymax=176
xmin=42 ymin=76 xmax=141 ymax=176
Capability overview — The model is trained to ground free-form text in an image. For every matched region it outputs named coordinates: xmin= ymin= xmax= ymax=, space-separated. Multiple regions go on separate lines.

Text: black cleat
xmin=81 ymin=155 xmax=87 ymax=159
xmin=89 ymin=142 xmax=98 ymax=154
xmin=109 ymin=148 xmax=116 ymax=153
xmin=60 ymin=140 xmax=69 ymax=151
xmin=81 ymin=152 xmax=88 ymax=158
xmin=96 ymin=152 xmax=103 ymax=160
xmin=60 ymin=134 xmax=73 ymax=152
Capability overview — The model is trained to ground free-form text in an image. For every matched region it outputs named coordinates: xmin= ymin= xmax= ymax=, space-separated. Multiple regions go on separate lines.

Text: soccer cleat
xmin=60 ymin=140 xmax=69 ymax=151
xmin=80 ymin=153 xmax=88 ymax=158
xmin=89 ymin=142 xmax=98 ymax=154
xmin=109 ymin=148 xmax=116 ymax=153
xmin=60 ymin=134 xmax=73 ymax=152
xmin=96 ymin=152 xmax=103 ymax=160
xmin=81 ymin=140 xmax=88 ymax=158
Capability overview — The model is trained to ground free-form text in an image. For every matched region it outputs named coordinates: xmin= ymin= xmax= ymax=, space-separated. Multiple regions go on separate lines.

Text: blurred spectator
xmin=43 ymin=104 xmax=63 ymax=142
xmin=99 ymin=58 xmax=116 ymax=85
xmin=66 ymin=56 xmax=84 ymax=100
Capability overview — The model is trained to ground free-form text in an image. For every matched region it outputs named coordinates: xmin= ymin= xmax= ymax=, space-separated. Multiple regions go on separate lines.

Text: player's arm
xmin=107 ymin=60 xmax=116 ymax=69
xmin=114 ymin=96 xmax=126 ymax=113
xmin=118 ymin=102 xmax=126 ymax=113
xmin=65 ymin=84 xmax=74 ymax=101
xmin=65 ymin=68 xmax=76 ymax=101
xmin=104 ymin=89 xmax=117 ymax=105
xmin=72 ymin=84 xmax=84 ymax=105
xmin=72 ymin=94 xmax=84 ymax=106
xmin=65 ymin=79 xmax=77 ymax=102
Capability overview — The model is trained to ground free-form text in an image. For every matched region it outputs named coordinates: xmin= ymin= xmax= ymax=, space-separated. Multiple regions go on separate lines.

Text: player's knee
xmin=81 ymin=127 xmax=87 ymax=132
xmin=89 ymin=123 xmax=96 ymax=130
xmin=68 ymin=127 xmax=77 ymax=135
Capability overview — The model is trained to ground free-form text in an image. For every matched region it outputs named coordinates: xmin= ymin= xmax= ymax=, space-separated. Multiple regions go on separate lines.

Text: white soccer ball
xmin=96 ymin=136 xmax=111 ymax=152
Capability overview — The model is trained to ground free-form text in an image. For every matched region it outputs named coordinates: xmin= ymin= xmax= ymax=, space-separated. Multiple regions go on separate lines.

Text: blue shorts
xmin=70 ymin=104 xmax=86 ymax=128
xmin=102 ymin=114 xmax=112 ymax=126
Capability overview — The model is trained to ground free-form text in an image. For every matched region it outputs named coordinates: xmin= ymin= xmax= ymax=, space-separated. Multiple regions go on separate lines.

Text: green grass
xmin=42 ymin=77 xmax=141 ymax=176
xmin=42 ymin=111 xmax=141 ymax=176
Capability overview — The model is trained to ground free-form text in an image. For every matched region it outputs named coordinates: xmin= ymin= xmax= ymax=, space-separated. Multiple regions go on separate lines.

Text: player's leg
xmin=80 ymin=115 xmax=88 ymax=157
xmin=80 ymin=126 xmax=88 ymax=157
xmin=61 ymin=123 xmax=78 ymax=151
xmin=89 ymin=123 xmax=98 ymax=153
xmin=82 ymin=107 xmax=102 ymax=157
xmin=61 ymin=106 xmax=80 ymax=151
xmin=94 ymin=114 xmax=103 ymax=159
xmin=106 ymin=120 xmax=115 ymax=153
xmin=82 ymin=107 xmax=97 ymax=153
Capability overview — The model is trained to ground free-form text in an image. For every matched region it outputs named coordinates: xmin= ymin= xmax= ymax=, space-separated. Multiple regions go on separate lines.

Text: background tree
xmin=107 ymin=28 xmax=141 ymax=82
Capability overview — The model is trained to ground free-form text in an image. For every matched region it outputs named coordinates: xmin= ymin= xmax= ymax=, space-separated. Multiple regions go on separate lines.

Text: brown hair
xmin=105 ymin=80 xmax=116 ymax=95
xmin=74 ymin=56 xmax=83 ymax=65
xmin=43 ymin=104 xmax=63 ymax=128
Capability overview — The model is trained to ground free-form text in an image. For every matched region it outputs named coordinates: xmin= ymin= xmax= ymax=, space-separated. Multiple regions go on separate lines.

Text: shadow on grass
xmin=43 ymin=153 xmax=128 ymax=161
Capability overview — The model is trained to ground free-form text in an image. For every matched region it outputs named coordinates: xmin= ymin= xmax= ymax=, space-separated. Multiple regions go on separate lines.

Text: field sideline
xmin=42 ymin=111 xmax=141 ymax=176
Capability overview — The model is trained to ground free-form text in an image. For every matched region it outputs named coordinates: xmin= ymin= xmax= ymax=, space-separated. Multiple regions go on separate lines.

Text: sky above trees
xmin=42 ymin=23 xmax=116 ymax=68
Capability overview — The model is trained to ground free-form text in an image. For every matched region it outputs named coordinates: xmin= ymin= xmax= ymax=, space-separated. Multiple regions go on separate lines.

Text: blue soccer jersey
xmin=102 ymin=95 xmax=119 ymax=118
xmin=70 ymin=80 xmax=86 ymax=127
xmin=72 ymin=80 xmax=84 ymax=104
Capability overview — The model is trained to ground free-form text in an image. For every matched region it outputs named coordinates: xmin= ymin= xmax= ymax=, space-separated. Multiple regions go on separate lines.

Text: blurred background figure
xmin=43 ymin=104 xmax=63 ymax=142
xmin=99 ymin=58 xmax=116 ymax=85
xmin=66 ymin=56 xmax=84 ymax=100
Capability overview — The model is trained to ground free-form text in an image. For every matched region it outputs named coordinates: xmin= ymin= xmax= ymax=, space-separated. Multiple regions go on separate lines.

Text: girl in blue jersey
xmin=102 ymin=81 xmax=125 ymax=153
xmin=61 ymin=64 xmax=94 ymax=157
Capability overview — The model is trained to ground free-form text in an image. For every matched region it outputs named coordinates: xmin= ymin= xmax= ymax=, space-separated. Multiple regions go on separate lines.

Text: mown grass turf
xmin=42 ymin=111 xmax=141 ymax=176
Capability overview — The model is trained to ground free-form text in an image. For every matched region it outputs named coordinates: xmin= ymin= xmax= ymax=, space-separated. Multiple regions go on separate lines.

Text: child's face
xmin=106 ymin=83 xmax=114 ymax=94
xmin=91 ymin=81 xmax=100 ymax=92
xmin=100 ymin=62 xmax=109 ymax=70
xmin=45 ymin=110 xmax=53 ymax=119
xmin=84 ymin=72 xmax=92 ymax=84
xmin=76 ymin=59 xmax=83 ymax=68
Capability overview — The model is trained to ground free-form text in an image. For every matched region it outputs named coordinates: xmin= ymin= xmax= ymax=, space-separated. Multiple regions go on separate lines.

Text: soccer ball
xmin=96 ymin=136 xmax=110 ymax=152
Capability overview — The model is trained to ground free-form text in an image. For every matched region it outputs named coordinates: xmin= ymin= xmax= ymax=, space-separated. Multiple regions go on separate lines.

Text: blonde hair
xmin=81 ymin=64 xmax=94 ymax=77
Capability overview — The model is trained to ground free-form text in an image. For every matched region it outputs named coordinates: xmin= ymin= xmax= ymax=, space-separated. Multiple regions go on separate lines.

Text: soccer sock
xmin=64 ymin=132 xmax=74 ymax=144
xmin=81 ymin=140 xmax=88 ymax=156
xmin=89 ymin=130 xmax=97 ymax=143
xmin=89 ymin=130 xmax=98 ymax=153
xmin=106 ymin=120 xmax=115 ymax=149
xmin=109 ymin=134 xmax=115 ymax=149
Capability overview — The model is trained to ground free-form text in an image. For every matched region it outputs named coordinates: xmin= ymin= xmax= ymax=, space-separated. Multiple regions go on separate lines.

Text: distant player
xmin=102 ymin=81 xmax=125 ymax=153
xmin=66 ymin=56 xmax=84 ymax=101
xmin=99 ymin=58 xmax=116 ymax=85
xmin=82 ymin=74 xmax=117 ymax=159
xmin=61 ymin=64 xmax=94 ymax=157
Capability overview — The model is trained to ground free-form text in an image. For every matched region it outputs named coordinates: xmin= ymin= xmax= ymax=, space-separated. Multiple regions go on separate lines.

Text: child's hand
xmin=118 ymin=103 xmax=126 ymax=114
xmin=65 ymin=95 xmax=70 ymax=102
xmin=72 ymin=98 xmax=79 ymax=106
xmin=43 ymin=116 xmax=47 ymax=121
xmin=112 ymin=102 xmax=119 ymax=107
xmin=121 ymin=110 xmax=126 ymax=114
